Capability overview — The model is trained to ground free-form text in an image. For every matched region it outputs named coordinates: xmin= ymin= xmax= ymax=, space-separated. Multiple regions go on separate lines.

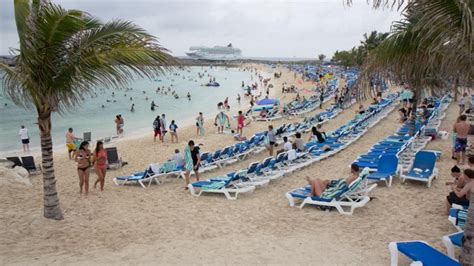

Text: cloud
xmin=0 ymin=0 xmax=402 ymax=58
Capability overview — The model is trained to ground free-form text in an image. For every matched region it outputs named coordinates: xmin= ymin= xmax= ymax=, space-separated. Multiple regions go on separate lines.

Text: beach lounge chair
xmin=20 ymin=156 xmax=41 ymax=174
xmin=6 ymin=156 xmax=22 ymax=167
xmin=388 ymin=240 xmax=460 ymax=266
xmin=113 ymin=163 xmax=160 ymax=188
xmin=188 ymin=170 xmax=256 ymax=200
xmin=443 ymin=231 xmax=463 ymax=259
xmin=367 ymin=154 xmax=398 ymax=187
xmin=106 ymin=147 xmax=122 ymax=169
xmin=399 ymin=150 xmax=438 ymax=187
xmin=286 ymin=168 xmax=375 ymax=215
xmin=83 ymin=132 xmax=91 ymax=142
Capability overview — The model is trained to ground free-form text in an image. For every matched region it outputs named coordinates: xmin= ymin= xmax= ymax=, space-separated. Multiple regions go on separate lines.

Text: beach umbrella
xmin=257 ymin=98 xmax=279 ymax=105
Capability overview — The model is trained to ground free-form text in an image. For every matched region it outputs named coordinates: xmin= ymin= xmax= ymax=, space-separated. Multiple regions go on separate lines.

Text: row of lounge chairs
xmin=189 ymin=93 xmax=399 ymax=201
xmin=361 ymin=96 xmax=462 ymax=265
xmin=113 ymin=98 xmax=351 ymax=189
xmin=254 ymin=78 xmax=339 ymax=122
xmin=354 ymin=96 xmax=448 ymax=188
xmin=286 ymin=95 xmax=449 ymax=215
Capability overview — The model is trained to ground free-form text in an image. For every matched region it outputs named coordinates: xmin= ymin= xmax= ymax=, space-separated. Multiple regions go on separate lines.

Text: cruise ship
xmin=186 ymin=43 xmax=242 ymax=60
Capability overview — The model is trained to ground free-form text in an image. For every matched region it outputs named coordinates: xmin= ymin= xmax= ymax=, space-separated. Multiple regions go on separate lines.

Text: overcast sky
xmin=0 ymin=0 xmax=402 ymax=58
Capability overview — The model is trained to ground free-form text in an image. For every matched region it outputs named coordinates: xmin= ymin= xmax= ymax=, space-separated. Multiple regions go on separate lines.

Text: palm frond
xmin=3 ymin=1 xmax=175 ymax=113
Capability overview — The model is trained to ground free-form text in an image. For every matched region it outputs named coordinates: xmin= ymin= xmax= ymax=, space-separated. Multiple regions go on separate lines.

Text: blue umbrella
xmin=257 ymin=98 xmax=279 ymax=105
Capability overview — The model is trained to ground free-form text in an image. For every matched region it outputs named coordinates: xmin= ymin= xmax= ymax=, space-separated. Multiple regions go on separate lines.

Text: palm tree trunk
xmin=38 ymin=111 xmax=64 ymax=220
xmin=408 ymin=89 xmax=418 ymax=136
xmin=460 ymin=190 xmax=474 ymax=265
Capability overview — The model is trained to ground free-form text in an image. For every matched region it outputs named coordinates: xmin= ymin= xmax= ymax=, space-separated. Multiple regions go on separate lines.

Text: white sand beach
xmin=0 ymin=64 xmax=460 ymax=265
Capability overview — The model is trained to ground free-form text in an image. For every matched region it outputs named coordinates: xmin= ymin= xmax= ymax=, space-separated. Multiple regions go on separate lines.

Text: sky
xmin=0 ymin=0 xmax=402 ymax=58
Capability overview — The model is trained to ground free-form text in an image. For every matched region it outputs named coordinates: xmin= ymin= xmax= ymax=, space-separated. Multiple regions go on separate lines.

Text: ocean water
xmin=0 ymin=66 xmax=256 ymax=156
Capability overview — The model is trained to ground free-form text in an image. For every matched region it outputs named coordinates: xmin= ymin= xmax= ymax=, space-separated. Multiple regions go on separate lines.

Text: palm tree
xmin=0 ymin=0 xmax=173 ymax=220
xmin=358 ymin=0 xmax=473 ymax=263
xmin=318 ymin=54 xmax=326 ymax=63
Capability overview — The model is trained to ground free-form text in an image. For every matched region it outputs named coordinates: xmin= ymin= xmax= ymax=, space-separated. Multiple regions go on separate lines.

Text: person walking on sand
xmin=18 ymin=125 xmax=30 ymax=153
xmin=66 ymin=128 xmax=79 ymax=160
xmin=93 ymin=141 xmax=107 ymax=191
xmin=169 ymin=120 xmax=178 ymax=143
xmin=266 ymin=125 xmax=276 ymax=156
xmin=237 ymin=110 xmax=245 ymax=136
xmin=454 ymin=115 xmax=470 ymax=165
xmin=160 ymin=114 xmax=167 ymax=142
xmin=237 ymin=94 xmax=241 ymax=105
xmin=184 ymin=140 xmax=201 ymax=188
xmin=215 ymin=110 xmax=230 ymax=134
xmin=196 ymin=112 xmax=205 ymax=136
xmin=75 ymin=141 xmax=92 ymax=195
xmin=153 ymin=116 xmax=161 ymax=142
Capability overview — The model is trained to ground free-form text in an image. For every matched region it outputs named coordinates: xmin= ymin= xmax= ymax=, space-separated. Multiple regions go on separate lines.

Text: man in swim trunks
xmin=66 ymin=128 xmax=78 ymax=160
xmin=454 ymin=115 xmax=470 ymax=165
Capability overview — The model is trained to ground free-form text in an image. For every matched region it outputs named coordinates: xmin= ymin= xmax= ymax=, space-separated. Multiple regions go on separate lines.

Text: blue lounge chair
xmin=114 ymin=167 xmax=156 ymax=188
xmin=367 ymin=154 xmax=398 ymax=187
xmin=443 ymin=231 xmax=463 ymax=259
xmin=388 ymin=240 xmax=460 ymax=266
xmin=286 ymin=168 xmax=375 ymax=215
xmin=188 ymin=170 xmax=255 ymax=200
xmin=399 ymin=150 xmax=438 ymax=187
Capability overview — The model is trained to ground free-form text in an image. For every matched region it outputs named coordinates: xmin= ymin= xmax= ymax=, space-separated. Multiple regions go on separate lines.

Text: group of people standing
xmin=153 ymin=113 xmax=178 ymax=143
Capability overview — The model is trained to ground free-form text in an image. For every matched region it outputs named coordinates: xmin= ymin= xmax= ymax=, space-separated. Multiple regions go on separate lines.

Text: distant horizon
xmin=0 ymin=0 xmax=402 ymax=58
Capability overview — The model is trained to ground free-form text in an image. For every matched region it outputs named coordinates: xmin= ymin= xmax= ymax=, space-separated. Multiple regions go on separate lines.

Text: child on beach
xmin=237 ymin=111 xmax=245 ymax=136
xmin=93 ymin=141 xmax=107 ymax=191
xmin=169 ymin=120 xmax=178 ymax=143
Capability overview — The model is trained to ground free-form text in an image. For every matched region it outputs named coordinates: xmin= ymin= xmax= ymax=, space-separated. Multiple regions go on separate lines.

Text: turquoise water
xmin=0 ymin=66 xmax=254 ymax=155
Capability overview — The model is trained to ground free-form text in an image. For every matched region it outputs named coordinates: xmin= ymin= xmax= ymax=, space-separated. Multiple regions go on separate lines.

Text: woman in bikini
xmin=75 ymin=141 xmax=92 ymax=195
xmin=93 ymin=141 xmax=108 ymax=191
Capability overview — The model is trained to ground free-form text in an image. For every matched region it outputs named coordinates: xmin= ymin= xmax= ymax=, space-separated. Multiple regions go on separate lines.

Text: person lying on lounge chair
xmin=446 ymin=168 xmax=474 ymax=213
xmin=306 ymin=164 xmax=360 ymax=197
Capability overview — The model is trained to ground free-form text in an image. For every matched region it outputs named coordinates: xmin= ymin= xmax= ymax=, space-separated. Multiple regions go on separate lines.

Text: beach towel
xmin=184 ymin=146 xmax=194 ymax=171
xmin=320 ymin=179 xmax=347 ymax=200
xmin=202 ymin=181 xmax=226 ymax=190
xmin=161 ymin=161 xmax=177 ymax=173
